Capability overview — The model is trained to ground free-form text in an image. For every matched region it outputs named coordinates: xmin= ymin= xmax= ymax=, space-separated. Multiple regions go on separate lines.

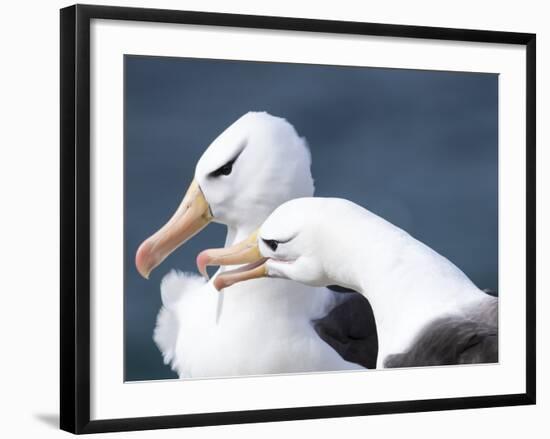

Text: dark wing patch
xmin=313 ymin=288 xmax=378 ymax=369
xmin=384 ymin=297 xmax=498 ymax=368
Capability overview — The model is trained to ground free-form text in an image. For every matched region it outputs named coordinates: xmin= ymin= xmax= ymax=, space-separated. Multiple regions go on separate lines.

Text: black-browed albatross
xmin=135 ymin=113 xmax=374 ymax=377
xmin=198 ymin=197 xmax=498 ymax=368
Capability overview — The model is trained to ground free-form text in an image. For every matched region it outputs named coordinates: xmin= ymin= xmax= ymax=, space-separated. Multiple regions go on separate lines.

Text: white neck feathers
xmin=327 ymin=208 xmax=487 ymax=366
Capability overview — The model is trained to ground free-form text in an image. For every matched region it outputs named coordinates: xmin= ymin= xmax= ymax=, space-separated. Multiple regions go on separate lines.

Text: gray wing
xmin=313 ymin=287 xmax=378 ymax=369
xmin=384 ymin=295 xmax=498 ymax=368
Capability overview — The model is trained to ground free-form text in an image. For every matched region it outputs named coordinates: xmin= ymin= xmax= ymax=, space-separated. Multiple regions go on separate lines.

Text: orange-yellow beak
xmin=135 ymin=179 xmax=212 ymax=279
xmin=196 ymin=230 xmax=268 ymax=291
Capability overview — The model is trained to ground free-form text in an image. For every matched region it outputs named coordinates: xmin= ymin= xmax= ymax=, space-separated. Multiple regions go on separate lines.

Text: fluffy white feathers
xmin=152 ymin=113 xmax=362 ymax=378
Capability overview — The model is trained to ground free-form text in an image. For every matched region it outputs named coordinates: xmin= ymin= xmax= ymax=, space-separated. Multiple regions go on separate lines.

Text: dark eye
xmin=210 ymin=158 xmax=236 ymax=177
xmin=262 ymin=239 xmax=279 ymax=252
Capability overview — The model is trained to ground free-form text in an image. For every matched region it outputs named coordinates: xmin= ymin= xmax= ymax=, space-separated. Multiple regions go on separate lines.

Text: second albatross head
xmin=197 ymin=197 xmax=367 ymax=291
xmin=135 ymin=112 xmax=314 ymax=279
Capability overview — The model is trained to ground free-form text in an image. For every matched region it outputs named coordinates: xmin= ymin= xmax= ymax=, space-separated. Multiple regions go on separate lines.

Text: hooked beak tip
xmin=135 ymin=241 xmax=153 ymax=280
xmin=196 ymin=229 xmax=267 ymax=290
xmin=196 ymin=251 xmax=211 ymax=280
xmin=135 ymin=179 xmax=213 ymax=281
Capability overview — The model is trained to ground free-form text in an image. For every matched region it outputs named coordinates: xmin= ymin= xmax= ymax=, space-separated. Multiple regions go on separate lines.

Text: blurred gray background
xmin=124 ymin=55 xmax=498 ymax=381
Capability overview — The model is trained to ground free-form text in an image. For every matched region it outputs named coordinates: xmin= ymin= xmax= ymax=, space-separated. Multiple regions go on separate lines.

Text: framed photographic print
xmin=60 ymin=4 xmax=536 ymax=434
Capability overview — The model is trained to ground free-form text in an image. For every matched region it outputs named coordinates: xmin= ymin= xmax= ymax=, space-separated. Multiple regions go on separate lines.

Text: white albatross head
xmin=135 ymin=112 xmax=314 ymax=279
xmin=197 ymin=197 xmax=366 ymax=291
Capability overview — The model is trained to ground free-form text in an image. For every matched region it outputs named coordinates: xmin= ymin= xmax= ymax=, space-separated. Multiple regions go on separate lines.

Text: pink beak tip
xmin=196 ymin=251 xmax=211 ymax=280
xmin=213 ymin=276 xmax=227 ymax=292
xmin=135 ymin=241 xmax=152 ymax=280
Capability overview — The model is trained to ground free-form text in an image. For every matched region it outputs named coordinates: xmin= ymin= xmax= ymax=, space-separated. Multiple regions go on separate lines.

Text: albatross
xmin=135 ymin=113 xmax=369 ymax=378
xmin=199 ymin=197 xmax=498 ymax=368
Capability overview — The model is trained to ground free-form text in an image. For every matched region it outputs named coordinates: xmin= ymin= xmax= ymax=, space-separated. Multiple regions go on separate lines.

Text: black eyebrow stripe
xmin=262 ymin=234 xmax=297 ymax=244
xmin=208 ymin=144 xmax=246 ymax=177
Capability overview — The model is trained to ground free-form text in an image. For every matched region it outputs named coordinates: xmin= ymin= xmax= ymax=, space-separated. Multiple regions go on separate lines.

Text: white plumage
xmin=207 ymin=197 xmax=498 ymax=369
xmin=155 ymin=271 xmax=359 ymax=377
xmin=144 ymin=113 xmax=363 ymax=378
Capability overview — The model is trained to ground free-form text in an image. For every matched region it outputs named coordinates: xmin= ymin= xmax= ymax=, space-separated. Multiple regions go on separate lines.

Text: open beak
xmin=196 ymin=230 xmax=268 ymax=291
xmin=135 ymin=179 xmax=212 ymax=279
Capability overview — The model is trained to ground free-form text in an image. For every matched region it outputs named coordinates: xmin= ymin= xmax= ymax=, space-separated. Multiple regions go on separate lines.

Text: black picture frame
xmin=60 ymin=4 xmax=536 ymax=434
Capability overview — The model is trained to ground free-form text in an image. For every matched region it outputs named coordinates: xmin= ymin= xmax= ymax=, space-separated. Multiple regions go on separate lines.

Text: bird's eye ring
xmin=210 ymin=158 xmax=236 ymax=177
xmin=262 ymin=239 xmax=279 ymax=252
